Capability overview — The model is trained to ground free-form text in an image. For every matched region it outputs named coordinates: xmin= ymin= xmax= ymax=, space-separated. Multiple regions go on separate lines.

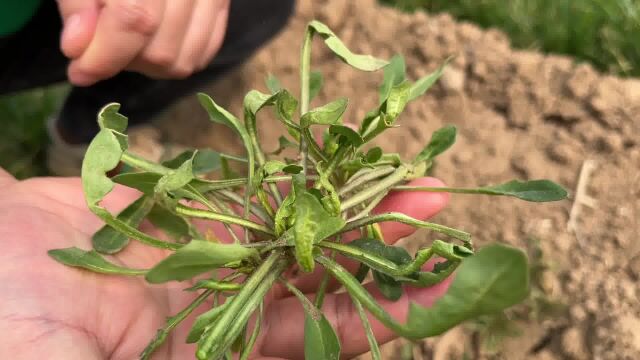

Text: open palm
xmin=0 ymin=168 xmax=452 ymax=359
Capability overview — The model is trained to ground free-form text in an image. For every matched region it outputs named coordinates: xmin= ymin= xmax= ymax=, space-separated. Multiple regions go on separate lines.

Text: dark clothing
xmin=0 ymin=0 xmax=295 ymax=144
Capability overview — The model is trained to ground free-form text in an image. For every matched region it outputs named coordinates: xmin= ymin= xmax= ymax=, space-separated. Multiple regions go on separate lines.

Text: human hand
xmin=0 ymin=167 xmax=451 ymax=359
xmin=56 ymin=0 xmax=230 ymax=86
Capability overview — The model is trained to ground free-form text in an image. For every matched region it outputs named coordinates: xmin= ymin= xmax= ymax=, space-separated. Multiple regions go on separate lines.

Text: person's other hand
xmin=56 ymin=0 xmax=230 ymax=86
xmin=0 ymin=167 xmax=451 ymax=359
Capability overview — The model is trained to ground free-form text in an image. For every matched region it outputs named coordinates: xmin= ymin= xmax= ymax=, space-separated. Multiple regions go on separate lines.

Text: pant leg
xmin=58 ymin=0 xmax=296 ymax=144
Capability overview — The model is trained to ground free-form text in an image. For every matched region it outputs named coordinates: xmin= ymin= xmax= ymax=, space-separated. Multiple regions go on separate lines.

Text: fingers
xmin=259 ymin=275 xmax=453 ymax=359
xmin=57 ymin=1 xmax=99 ymax=58
xmin=198 ymin=0 xmax=229 ymax=69
xmin=67 ymin=0 xmax=165 ymax=85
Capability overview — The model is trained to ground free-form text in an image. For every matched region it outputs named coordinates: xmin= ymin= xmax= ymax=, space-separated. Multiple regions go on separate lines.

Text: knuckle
xmin=144 ymin=50 xmax=176 ymax=68
xmin=170 ymin=65 xmax=195 ymax=79
xmin=112 ymin=0 xmax=160 ymax=36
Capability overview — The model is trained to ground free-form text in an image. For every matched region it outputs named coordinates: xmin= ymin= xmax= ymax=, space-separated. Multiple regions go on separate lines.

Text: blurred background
xmin=1 ymin=1 xmax=638 ymax=359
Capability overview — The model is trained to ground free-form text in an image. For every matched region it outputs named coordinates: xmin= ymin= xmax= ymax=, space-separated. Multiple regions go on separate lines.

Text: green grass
xmin=0 ymin=86 xmax=68 ymax=179
xmin=384 ymin=0 xmax=640 ymax=76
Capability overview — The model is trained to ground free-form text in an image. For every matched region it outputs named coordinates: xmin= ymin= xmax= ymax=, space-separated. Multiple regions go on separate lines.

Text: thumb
xmin=57 ymin=0 xmax=100 ymax=59
xmin=0 ymin=167 xmax=17 ymax=187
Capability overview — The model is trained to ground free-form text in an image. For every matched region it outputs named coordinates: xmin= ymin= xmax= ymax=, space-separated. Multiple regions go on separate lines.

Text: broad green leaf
xmin=414 ymin=125 xmax=457 ymax=163
xmin=92 ymin=196 xmax=155 ymax=254
xmin=479 ymin=180 xmax=568 ymax=202
xmin=145 ymin=240 xmax=258 ymax=283
xmin=309 ymin=70 xmax=324 ymax=101
xmin=244 ymin=89 xmax=299 ymax=131
xmin=293 ymin=192 xmax=345 ymax=272
xmin=408 ymin=59 xmax=449 ymax=101
xmin=162 ymin=149 xmax=222 ymax=175
xmin=48 ymin=247 xmax=146 ymax=276
xmin=81 ymin=104 xmax=180 ymax=250
xmin=329 ymin=125 xmax=363 ymax=147
xmin=147 ymin=205 xmax=191 ymax=241
xmin=406 ymin=244 xmax=529 ymax=337
xmin=379 ymin=55 xmax=406 ymax=104
xmin=300 ymin=98 xmax=348 ymax=127
xmin=304 ymin=312 xmax=341 ymax=360
xmin=308 ymin=20 xmax=388 ymax=71
xmin=265 ymin=73 xmax=282 ymax=94
xmin=113 ymin=172 xmax=162 ymax=194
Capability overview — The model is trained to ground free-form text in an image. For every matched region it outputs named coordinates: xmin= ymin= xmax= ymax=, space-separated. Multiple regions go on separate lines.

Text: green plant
xmin=47 ymin=20 xmax=567 ymax=360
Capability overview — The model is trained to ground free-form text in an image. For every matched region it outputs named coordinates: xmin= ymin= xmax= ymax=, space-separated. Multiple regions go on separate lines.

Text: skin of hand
xmin=0 ymin=167 xmax=452 ymax=359
xmin=56 ymin=0 xmax=231 ymax=86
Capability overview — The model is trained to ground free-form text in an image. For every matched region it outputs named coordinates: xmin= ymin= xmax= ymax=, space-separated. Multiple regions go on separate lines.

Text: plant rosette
xmin=48 ymin=19 xmax=568 ymax=360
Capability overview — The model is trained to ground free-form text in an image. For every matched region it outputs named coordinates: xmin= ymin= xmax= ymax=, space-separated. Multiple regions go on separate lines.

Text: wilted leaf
xmin=300 ymin=98 xmax=348 ymax=127
xmin=408 ymin=59 xmax=449 ymax=101
xmin=479 ymin=180 xmax=568 ymax=202
xmin=380 ymin=55 xmax=406 ymax=104
xmin=414 ymin=125 xmax=457 ymax=163
xmin=329 ymin=124 xmax=363 ymax=147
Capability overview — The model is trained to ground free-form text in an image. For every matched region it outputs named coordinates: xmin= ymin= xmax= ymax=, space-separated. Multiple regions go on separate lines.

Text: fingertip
xmin=374 ymin=177 xmax=450 ymax=242
xmin=60 ymin=8 xmax=98 ymax=59
xmin=67 ymin=63 xmax=98 ymax=86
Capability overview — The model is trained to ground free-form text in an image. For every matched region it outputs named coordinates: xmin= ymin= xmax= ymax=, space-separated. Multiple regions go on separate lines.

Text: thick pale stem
xmin=341 ymin=166 xmax=409 ymax=211
xmin=299 ymin=29 xmax=313 ymax=175
xmin=339 ymin=166 xmax=396 ymax=196
xmin=175 ymin=204 xmax=274 ymax=236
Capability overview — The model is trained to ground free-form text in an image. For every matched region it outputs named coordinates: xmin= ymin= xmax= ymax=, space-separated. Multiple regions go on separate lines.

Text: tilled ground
xmin=157 ymin=0 xmax=640 ymax=358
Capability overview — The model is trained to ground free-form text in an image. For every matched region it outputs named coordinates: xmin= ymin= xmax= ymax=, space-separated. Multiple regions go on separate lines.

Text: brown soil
xmin=158 ymin=0 xmax=640 ymax=358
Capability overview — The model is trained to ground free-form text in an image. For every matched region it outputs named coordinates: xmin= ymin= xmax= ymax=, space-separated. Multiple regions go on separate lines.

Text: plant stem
xmin=339 ymin=166 xmax=396 ymax=196
xmin=217 ymin=190 xmax=274 ymax=227
xmin=353 ymin=297 xmax=381 ymax=360
xmin=347 ymin=192 xmax=387 ymax=222
xmin=341 ymin=166 xmax=409 ymax=211
xmin=198 ymin=251 xmax=287 ymax=359
xmin=314 ymin=246 xmax=338 ymax=309
xmin=175 ymin=204 xmax=274 ymax=236
xmin=239 ymin=302 xmax=263 ymax=360
xmin=121 ymin=151 xmax=169 ymax=174
xmin=140 ymin=289 xmax=215 ymax=360
xmin=392 ymin=185 xmax=491 ymax=195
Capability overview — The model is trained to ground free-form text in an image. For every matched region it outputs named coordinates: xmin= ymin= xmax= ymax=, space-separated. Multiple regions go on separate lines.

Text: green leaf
xmin=361 ymin=82 xmax=411 ymax=142
xmin=265 ymin=73 xmax=282 ymax=94
xmin=92 ymin=196 xmax=155 ymax=254
xmin=308 ymin=20 xmax=388 ymax=71
xmin=414 ymin=125 xmax=457 ymax=163
xmin=155 ymin=151 xmax=195 ymax=196
xmin=293 ymin=192 xmax=345 ymax=272
xmin=300 ymin=98 xmax=348 ymax=127
xmin=408 ymin=59 xmax=449 ymax=101
xmin=366 ymin=147 xmax=383 ymax=163
xmin=309 ymin=70 xmax=324 ymax=101
xmin=479 ymin=180 xmax=568 ymax=202
xmin=48 ymin=247 xmax=146 ymax=276
xmin=271 ymin=136 xmax=298 ymax=155
xmin=406 ymin=244 xmax=529 ymax=337
xmin=283 ymin=164 xmax=303 ymax=174
xmin=380 ymin=55 xmax=406 ymax=104
xmin=145 ymin=240 xmax=258 ymax=283
xmin=162 ymin=149 xmax=222 ymax=175
xmin=305 ymin=312 xmax=341 ymax=360
xmin=81 ymin=104 xmax=180 ymax=251
xmin=112 ymin=172 xmax=162 ymax=194
xmin=373 ymin=271 xmax=403 ymax=301
xmin=328 ymin=124 xmax=363 ymax=147
xmin=147 ymin=205 xmax=191 ymax=241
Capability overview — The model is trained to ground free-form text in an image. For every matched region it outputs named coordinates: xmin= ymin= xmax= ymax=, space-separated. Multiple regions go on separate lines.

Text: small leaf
xmin=163 ymin=149 xmax=222 ymax=175
xmin=480 ymin=180 xmax=568 ymax=202
xmin=373 ymin=271 xmax=403 ymax=301
xmin=48 ymin=247 xmax=146 ymax=276
xmin=265 ymin=73 xmax=282 ymax=94
xmin=271 ymin=136 xmax=298 ymax=155
xmin=155 ymin=151 xmax=196 ymax=196
xmin=301 ymin=98 xmax=348 ymax=127
xmin=365 ymin=147 xmax=383 ymax=163
xmin=304 ymin=312 xmax=341 ymax=360
xmin=145 ymin=240 xmax=258 ymax=283
xmin=408 ymin=59 xmax=449 ymax=101
xmin=379 ymin=55 xmax=406 ymax=104
xmin=112 ymin=172 xmax=162 ymax=194
xmin=414 ymin=125 xmax=457 ymax=163
xmin=147 ymin=205 xmax=191 ymax=241
xmin=92 ymin=196 xmax=155 ymax=254
xmin=308 ymin=20 xmax=388 ymax=71
xmin=329 ymin=124 xmax=363 ymax=147
xmin=406 ymin=244 xmax=529 ymax=337
xmin=283 ymin=164 xmax=303 ymax=174
xmin=309 ymin=70 xmax=324 ymax=101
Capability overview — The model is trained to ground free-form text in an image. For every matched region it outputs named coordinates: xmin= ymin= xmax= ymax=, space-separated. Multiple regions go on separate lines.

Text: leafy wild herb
xmin=47 ymin=20 xmax=568 ymax=360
